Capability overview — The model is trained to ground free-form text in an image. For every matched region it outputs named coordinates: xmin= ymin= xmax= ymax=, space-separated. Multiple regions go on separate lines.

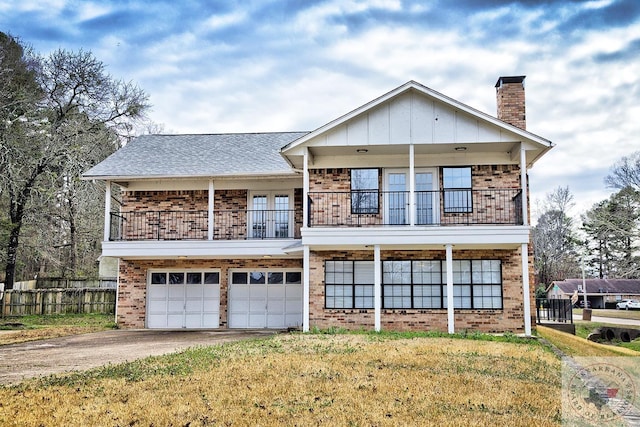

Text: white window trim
xmin=383 ymin=168 xmax=439 ymax=225
xmin=248 ymin=190 xmax=295 ymax=239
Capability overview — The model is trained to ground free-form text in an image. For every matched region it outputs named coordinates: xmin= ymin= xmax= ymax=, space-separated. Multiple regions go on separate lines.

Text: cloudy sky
xmin=1 ymin=0 xmax=639 ymax=221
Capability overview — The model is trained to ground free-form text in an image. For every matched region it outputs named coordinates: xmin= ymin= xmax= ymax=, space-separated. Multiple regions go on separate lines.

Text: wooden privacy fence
xmin=1 ymin=288 xmax=116 ymax=316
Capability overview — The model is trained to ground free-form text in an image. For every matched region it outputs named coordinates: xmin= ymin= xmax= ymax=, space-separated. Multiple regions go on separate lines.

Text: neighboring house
xmin=548 ymin=279 xmax=640 ymax=309
xmin=83 ymin=76 xmax=553 ymax=335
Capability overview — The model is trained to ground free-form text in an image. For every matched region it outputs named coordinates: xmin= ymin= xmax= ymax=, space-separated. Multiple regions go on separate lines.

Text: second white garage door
xmin=228 ymin=270 xmax=303 ymax=329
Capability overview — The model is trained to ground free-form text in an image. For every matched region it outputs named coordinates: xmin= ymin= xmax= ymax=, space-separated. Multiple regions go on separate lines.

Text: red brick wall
xmin=122 ymin=190 xmax=208 ymax=211
xmin=117 ymin=258 xmax=303 ymax=328
xmin=308 ymin=166 xmax=523 ymax=226
xmin=496 ymin=79 xmax=526 ymax=130
xmin=309 ymin=248 xmax=529 ymax=333
xmin=118 ymin=188 xmax=303 ymax=240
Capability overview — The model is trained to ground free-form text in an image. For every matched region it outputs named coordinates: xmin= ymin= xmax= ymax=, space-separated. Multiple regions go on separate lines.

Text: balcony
xmin=109 ymin=210 xmax=300 ymax=241
xmin=307 ymin=189 xmax=523 ymax=227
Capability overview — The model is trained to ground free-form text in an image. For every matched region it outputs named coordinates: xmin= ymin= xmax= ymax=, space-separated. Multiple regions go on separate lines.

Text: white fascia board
xmin=101 ymin=239 xmax=303 ymax=259
xmin=301 ymin=226 xmax=530 ymax=249
xmin=281 ymin=81 xmax=553 ymax=155
xmin=81 ymin=171 xmax=299 ymax=182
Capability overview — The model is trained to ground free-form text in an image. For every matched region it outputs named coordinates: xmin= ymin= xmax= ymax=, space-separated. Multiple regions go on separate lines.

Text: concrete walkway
xmin=0 ymin=329 xmax=279 ymax=385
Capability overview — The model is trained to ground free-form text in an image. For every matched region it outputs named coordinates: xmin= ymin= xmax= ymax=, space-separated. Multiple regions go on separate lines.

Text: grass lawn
xmin=0 ymin=314 xmax=117 ymax=345
xmin=537 ymin=325 xmax=639 ymax=357
xmin=0 ymin=332 xmax=563 ymax=426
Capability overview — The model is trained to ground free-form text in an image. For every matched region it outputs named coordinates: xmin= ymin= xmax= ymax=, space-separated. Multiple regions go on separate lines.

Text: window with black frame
xmin=350 ymin=169 xmax=379 ymax=214
xmin=381 ymin=259 xmax=503 ymax=310
xmin=325 ymin=260 xmax=374 ymax=309
xmin=443 ymin=167 xmax=472 ymax=213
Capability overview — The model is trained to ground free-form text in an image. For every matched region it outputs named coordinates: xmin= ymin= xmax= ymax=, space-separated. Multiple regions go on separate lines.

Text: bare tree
xmin=605 ymin=151 xmax=640 ymax=191
xmin=0 ymin=34 xmax=149 ymax=288
xmin=532 ymin=187 xmax=581 ymax=287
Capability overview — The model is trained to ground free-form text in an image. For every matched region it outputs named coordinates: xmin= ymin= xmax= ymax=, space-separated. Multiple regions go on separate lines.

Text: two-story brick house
xmin=84 ymin=76 xmax=553 ymax=335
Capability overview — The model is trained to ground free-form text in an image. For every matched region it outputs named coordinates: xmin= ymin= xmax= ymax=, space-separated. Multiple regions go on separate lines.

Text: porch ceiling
xmin=289 ymin=141 xmax=533 ymax=169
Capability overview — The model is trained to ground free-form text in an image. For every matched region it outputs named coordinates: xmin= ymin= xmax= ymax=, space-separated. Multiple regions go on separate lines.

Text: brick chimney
xmin=495 ymin=76 xmax=526 ymax=130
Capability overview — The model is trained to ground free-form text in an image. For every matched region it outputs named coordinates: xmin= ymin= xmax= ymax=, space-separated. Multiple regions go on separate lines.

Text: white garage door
xmin=147 ymin=271 xmax=220 ymax=329
xmin=228 ymin=270 xmax=303 ymax=329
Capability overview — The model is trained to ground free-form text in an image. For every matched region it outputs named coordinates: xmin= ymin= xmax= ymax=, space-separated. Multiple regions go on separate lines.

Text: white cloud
xmin=201 ymin=10 xmax=248 ymax=31
xmin=4 ymin=0 xmax=640 ymax=218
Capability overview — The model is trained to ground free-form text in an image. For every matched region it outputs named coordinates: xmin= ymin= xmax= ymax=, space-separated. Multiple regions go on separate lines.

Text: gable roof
xmin=550 ymin=279 xmax=640 ymax=295
xmin=83 ymin=132 xmax=309 ymax=180
xmin=280 ymin=80 xmax=553 ymax=168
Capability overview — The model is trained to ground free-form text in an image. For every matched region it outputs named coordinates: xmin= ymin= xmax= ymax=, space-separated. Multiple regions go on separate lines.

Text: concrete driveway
xmin=0 ymin=329 xmax=279 ymax=385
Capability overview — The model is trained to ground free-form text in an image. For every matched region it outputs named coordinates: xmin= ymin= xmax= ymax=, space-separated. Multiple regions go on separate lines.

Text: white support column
xmin=409 ymin=144 xmax=415 ymax=226
xmin=208 ymin=180 xmax=215 ymax=240
xmin=103 ymin=181 xmax=111 ymax=242
xmin=520 ymin=145 xmax=529 ymax=226
xmin=521 ymin=243 xmax=532 ymax=336
xmin=374 ymin=244 xmax=381 ymax=332
xmin=302 ymin=149 xmax=311 ymax=332
xmin=303 ymin=245 xmax=310 ymax=332
xmin=303 ymin=148 xmax=310 ymax=229
xmin=446 ymin=244 xmax=455 ymax=334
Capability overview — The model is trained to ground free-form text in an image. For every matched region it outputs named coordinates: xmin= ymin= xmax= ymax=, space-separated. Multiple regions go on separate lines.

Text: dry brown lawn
xmin=0 ymin=314 xmax=116 ymax=345
xmin=537 ymin=325 xmax=640 ymax=357
xmin=0 ymin=333 xmax=561 ymax=426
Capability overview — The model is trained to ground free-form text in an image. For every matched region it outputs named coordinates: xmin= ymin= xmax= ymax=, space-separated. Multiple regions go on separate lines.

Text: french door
xmin=384 ymin=169 xmax=438 ymax=225
xmin=249 ymin=191 xmax=293 ymax=238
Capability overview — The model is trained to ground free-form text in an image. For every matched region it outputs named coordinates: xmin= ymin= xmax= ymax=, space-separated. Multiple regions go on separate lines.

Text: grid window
xmin=412 ymin=260 xmax=441 ymax=284
xmin=325 ymin=261 xmax=374 ymax=309
xmin=413 ymin=285 xmax=442 ymax=308
xmin=381 ymin=259 xmax=502 ymax=310
xmin=383 ymin=261 xmax=412 ymax=308
xmin=443 ymin=167 xmax=472 ymax=213
xmin=443 ymin=285 xmax=472 ymax=309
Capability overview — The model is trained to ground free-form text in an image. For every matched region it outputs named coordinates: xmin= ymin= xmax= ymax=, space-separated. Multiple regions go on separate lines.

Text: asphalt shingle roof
xmin=83 ymin=132 xmax=309 ymax=179
xmin=551 ymin=279 xmax=640 ymax=295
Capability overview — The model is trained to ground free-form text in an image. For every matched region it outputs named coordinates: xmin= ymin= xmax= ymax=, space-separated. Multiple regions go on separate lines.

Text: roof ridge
xmin=144 ymin=131 xmax=310 ymax=137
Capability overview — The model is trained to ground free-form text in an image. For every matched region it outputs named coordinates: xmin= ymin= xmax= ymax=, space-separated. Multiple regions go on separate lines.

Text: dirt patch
xmin=0 ymin=329 xmax=278 ymax=385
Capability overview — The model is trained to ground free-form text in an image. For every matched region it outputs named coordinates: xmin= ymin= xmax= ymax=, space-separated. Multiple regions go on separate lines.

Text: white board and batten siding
xmin=228 ymin=269 xmax=303 ymax=329
xmin=322 ymin=91 xmax=514 ymax=147
xmin=147 ymin=270 xmax=220 ymax=329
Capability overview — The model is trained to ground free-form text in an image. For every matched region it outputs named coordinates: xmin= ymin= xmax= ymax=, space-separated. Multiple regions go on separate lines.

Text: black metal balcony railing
xmin=109 ymin=210 xmax=299 ymax=241
xmin=308 ymin=189 xmax=523 ymax=227
xmin=536 ymin=298 xmax=573 ymax=324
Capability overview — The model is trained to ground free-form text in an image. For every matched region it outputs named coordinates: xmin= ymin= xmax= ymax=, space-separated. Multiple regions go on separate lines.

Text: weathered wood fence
xmin=1 ymin=288 xmax=116 ymax=316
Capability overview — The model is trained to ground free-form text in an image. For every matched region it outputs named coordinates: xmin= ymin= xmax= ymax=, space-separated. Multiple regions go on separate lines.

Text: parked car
xmin=575 ymin=300 xmax=591 ymax=309
xmin=616 ymin=299 xmax=639 ymax=310
xmin=617 ymin=299 xmax=634 ymax=309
